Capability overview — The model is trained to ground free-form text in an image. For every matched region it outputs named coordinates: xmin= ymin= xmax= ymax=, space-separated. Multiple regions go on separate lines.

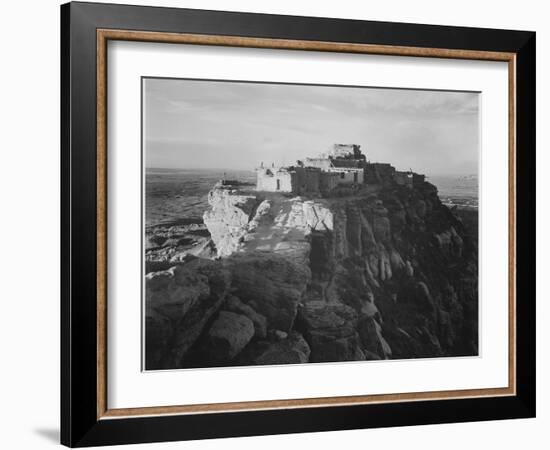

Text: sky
xmin=143 ymin=78 xmax=479 ymax=176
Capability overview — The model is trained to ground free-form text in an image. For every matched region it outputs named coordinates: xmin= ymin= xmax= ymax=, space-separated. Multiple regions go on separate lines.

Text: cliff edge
xmin=146 ymin=180 xmax=478 ymax=369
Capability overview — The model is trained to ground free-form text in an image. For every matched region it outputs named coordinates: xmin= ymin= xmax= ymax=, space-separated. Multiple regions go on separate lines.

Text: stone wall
xmin=330 ymin=169 xmax=364 ymax=184
xmin=413 ymin=173 xmax=426 ymax=186
xmin=364 ymin=163 xmax=396 ymax=185
xmin=394 ymin=171 xmax=413 ymax=188
xmin=256 ymin=168 xmax=294 ymax=192
xmin=320 ymin=171 xmax=340 ymax=193
xmin=305 ymin=158 xmax=332 ymax=170
xmin=304 ymin=168 xmax=321 ymax=193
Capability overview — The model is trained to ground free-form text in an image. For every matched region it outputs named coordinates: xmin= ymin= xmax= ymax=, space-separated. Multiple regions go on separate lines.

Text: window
xmin=340 ymin=172 xmax=345 ymax=179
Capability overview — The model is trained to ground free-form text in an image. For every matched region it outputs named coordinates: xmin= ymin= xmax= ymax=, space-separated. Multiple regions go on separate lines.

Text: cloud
xmin=144 ymin=78 xmax=479 ymax=175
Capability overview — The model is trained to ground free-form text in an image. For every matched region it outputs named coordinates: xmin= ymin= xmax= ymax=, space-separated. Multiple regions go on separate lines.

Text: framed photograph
xmin=61 ymin=2 xmax=536 ymax=447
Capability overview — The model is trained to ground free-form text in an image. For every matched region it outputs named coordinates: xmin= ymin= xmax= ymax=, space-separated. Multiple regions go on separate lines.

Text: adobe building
xmin=256 ymin=143 xmax=425 ymax=195
xmin=394 ymin=171 xmax=414 ymax=189
xmin=364 ymin=163 xmax=396 ymax=185
xmin=257 ymin=144 xmax=366 ymax=194
xmin=331 ymin=143 xmax=366 ymax=161
xmin=413 ymin=173 xmax=426 ymax=186
xmin=394 ymin=171 xmax=426 ymax=189
xmin=255 ymin=165 xmax=322 ymax=195
xmin=304 ymin=157 xmax=332 ymax=171
xmin=255 ymin=166 xmax=293 ymax=192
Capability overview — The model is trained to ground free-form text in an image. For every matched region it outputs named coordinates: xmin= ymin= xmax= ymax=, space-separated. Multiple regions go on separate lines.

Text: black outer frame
xmin=60 ymin=1 xmax=536 ymax=447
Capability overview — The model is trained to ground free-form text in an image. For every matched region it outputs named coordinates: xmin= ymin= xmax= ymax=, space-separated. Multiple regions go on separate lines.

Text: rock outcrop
xmin=145 ymin=179 xmax=478 ymax=370
xmin=203 ymin=184 xmax=259 ymax=257
xmin=299 ymin=300 xmax=365 ymax=362
xmin=145 ymin=258 xmax=231 ymax=369
xmin=201 ymin=311 xmax=255 ymax=363
xmin=145 ymin=219 xmax=215 ymax=272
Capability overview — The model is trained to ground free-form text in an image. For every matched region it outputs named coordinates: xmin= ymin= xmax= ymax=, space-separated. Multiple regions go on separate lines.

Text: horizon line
xmin=145 ymin=167 xmax=478 ymax=177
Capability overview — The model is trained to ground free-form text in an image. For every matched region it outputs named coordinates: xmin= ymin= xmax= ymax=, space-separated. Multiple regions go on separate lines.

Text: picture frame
xmin=60 ymin=1 xmax=535 ymax=447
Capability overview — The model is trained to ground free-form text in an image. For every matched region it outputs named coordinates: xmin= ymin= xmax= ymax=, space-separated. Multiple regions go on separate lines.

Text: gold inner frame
xmin=96 ymin=29 xmax=517 ymax=420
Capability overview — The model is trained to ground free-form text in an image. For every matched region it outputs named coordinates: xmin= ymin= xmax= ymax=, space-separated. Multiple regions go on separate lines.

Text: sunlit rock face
xmin=145 ymin=179 xmax=478 ymax=370
xmin=203 ymin=180 xmax=334 ymax=261
xmin=202 ymin=182 xmax=259 ymax=257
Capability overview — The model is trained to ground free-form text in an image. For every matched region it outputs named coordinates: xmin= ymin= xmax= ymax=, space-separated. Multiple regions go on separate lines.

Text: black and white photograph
xmin=143 ymin=78 xmax=480 ymax=371
xmin=0 ymin=0 xmax=541 ymax=447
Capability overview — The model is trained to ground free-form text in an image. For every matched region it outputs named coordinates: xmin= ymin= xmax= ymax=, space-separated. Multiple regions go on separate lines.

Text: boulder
xmin=300 ymin=301 xmax=362 ymax=362
xmin=146 ymin=265 xmax=209 ymax=320
xmin=225 ymin=295 xmax=267 ymax=339
xmin=273 ymin=330 xmax=288 ymax=340
xmin=204 ymin=311 xmax=255 ymax=363
xmin=145 ymin=258 xmax=231 ymax=369
xmin=253 ymin=332 xmax=311 ymax=365
xmin=226 ymin=252 xmax=310 ymax=332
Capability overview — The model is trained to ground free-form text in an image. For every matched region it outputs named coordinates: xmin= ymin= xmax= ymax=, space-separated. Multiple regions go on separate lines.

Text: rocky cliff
xmin=146 ymin=180 xmax=478 ymax=370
